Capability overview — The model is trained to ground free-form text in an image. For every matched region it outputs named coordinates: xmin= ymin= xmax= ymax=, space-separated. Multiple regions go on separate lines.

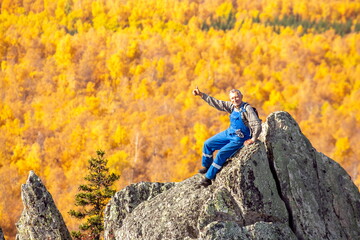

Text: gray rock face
xmin=104 ymin=111 xmax=360 ymax=240
xmin=262 ymin=111 xmax=360 ymax=240
xmin=0 ymin=226 xmax=4 ymax=240
xmin=104 ymin=181 xmax=175 ymax=239
xmin=15 ymin=171 xmax=71 ymax=240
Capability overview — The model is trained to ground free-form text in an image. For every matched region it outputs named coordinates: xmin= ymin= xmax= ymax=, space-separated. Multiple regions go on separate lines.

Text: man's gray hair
xmin=229 ymin=89 xmax=242 ymax=96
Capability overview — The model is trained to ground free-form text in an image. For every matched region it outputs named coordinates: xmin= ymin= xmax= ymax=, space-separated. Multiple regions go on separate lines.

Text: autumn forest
xmin=1 ymin=0 xmax=360 ymax=238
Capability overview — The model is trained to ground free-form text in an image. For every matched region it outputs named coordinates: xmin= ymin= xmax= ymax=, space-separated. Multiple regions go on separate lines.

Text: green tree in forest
xmin=69 ymin=150 xmax=120 ymax=240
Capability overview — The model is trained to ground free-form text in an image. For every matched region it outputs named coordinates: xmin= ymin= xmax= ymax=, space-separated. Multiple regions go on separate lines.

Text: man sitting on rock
xmin=192 ymin=87 xmax=262 ymax=187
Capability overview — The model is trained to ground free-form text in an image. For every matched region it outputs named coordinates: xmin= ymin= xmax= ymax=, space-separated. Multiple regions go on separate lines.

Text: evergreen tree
xmin=69 ymin=150 xmax=120 ymax=240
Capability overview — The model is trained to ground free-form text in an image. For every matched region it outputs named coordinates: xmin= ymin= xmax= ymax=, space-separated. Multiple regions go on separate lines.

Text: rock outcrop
xmin=104 ymin=111 xmax=360 ymax=240
xmin=15 ymin=171 xmax=71 ymax=240
xmin=104 ymin=182 xmax=175 ymax=239
xmin=13 ymin=112 xmax=360 ymax=240
xmin=0 ymin=226 xmax=4 ymax=240
xmin=262 ymin=111 xmax=360 ymax=239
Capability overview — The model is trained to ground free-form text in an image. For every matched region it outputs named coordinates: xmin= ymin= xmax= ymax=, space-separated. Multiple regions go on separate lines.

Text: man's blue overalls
xmin=202 ymin=104 xmax=251 ymax=180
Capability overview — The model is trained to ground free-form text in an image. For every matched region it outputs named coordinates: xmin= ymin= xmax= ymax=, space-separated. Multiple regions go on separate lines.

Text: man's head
xmin=229 ymin=89 xmax=243 ymax=107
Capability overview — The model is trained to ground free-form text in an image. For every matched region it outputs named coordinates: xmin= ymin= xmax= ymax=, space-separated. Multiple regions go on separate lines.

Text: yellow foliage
xmin=193 ymin=122 xmax=211 ymax=153
xmin=0 ymin=102 xmax=14 ymax=123
xmin=111 ymin=125 xmax=129 ymax=146
xmin=333 ymin=137 xmax=351 ymax=165
xmin=335 ymin=137 xmax=350 ymax=153
xmin=263 ymin=91 xmax=284 ymax=113
xmin=14 ymin=143 xmax=42 ymax=174
xmin=54 ymin=35 xmax=73 ymax=69
xmin=180 ymin=136 xmax=189 ymax=149
xmin=85 ymin=96 xmax=100 ymax=114
xmin=1 ymin=0 xmax=360 ymax=237
xmin=126 ymin=41 xmax=139 ymax=59
xmin=156 ymin=58 xmax=165 ymax=79
xmin=215 ymin=2 xmax=234 ymax=18
xmin=107 ymin=150 xmax=130 ymax=175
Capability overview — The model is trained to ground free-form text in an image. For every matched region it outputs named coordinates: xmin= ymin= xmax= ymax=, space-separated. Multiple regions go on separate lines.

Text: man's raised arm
xmin=192 ymin=86 xmax=233 ymax=113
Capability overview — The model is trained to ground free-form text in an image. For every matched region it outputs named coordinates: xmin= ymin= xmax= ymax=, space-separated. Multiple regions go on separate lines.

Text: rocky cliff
xmin=104 ymin=111 xmax=360 ymax=240
xmin=15 ymin=171 xmax=71 ymax=240
xmin=15 ymin=111 xmax=360 ymax=240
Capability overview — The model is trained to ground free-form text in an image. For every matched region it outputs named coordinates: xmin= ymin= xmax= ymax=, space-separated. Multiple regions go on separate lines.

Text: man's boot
xmin=199 ymin=177 xmax=212 ymax=187
xmin=198 ymin=167 xmax=208 ymax=174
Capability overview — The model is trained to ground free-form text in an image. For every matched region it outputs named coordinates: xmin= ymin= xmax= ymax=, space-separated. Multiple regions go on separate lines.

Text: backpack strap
xmin=239 ymin=102 xmax=248 ymax=123
xmin=240 ymin=102 xmax=248 ymax=113
xmin=241 ymin=102 xmax=261 ymax=121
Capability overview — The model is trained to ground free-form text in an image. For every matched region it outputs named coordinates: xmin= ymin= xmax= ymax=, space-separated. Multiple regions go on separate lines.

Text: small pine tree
xmin=69 ymin=150 xmax=120 ymax=240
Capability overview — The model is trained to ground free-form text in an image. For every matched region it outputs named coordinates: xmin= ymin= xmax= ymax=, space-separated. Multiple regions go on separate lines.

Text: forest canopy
xmin=1 ymin=0 xmax=360 ymax=238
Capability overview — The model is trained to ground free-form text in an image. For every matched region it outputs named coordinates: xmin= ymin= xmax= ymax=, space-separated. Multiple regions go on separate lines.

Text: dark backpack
xmin=241 ymin=103 xmax=260 ymax=120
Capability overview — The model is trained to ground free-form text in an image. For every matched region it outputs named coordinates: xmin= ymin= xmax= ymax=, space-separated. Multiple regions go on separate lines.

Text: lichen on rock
xmin=15 ymin=171 xmax=71 ymax=240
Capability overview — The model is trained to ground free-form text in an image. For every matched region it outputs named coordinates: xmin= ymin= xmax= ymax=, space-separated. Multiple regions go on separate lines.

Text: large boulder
xmin=104 ymin=181 xmax=175 ymax=239
xmin=104 ymin=144 xmax=296 ymax=240
xmin=262 ymin=111 xmax=360 ymax=240
xmin=104 ymin=111 xmax=360 ymax=240
xmin=15 ymin=171 xmax=71 ymax=240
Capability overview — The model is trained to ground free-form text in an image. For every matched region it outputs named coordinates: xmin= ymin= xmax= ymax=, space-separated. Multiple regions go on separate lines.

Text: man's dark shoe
xmin=199 ymin=177 xmax=212 ymax=187
xmin=198 ymin=167 xmax=208 ymax=174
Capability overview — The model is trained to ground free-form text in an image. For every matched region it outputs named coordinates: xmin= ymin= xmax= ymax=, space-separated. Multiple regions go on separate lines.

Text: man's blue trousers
xmin=202 ymin=129 xmax=249 ymax=180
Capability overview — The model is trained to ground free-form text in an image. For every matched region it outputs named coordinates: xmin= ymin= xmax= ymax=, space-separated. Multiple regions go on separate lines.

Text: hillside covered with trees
xmin=1 ymin=0 xmax=360 ymax=238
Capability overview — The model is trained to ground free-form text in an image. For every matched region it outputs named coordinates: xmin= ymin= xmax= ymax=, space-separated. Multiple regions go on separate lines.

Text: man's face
xmin=229 ymin=92 xmax=242 ymax=107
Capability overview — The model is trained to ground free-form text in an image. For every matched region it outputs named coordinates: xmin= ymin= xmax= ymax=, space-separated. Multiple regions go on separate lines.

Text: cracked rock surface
xmin=104 ymin=111 xmax=360 ymax=240
xmin=262 ymin=112 xmax=360 ymax=240
xmin=15 ymin=171 xmax=71 ymax=240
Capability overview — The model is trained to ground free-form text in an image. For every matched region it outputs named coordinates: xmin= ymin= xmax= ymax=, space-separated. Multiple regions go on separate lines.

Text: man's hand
xmin=244 ymin=139 xmax=255 ymax=146
xmin=192 ymin=86 xmax=202 ymax=97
